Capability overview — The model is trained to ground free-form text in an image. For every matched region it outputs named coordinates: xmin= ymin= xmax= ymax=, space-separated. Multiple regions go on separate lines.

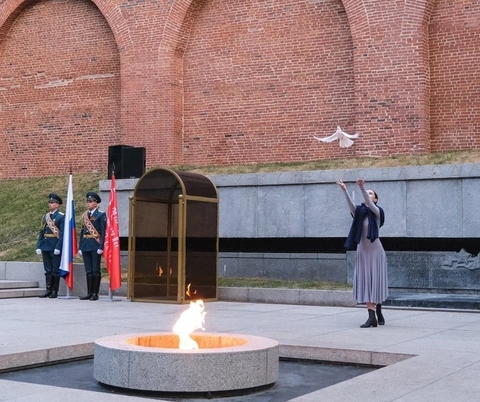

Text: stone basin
xmin=94 ymin=332 xmax=279 ymax=393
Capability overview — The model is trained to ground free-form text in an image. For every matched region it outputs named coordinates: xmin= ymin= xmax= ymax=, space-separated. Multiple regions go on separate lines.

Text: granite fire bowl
xmin=94 ymin=333 xmax=279 ymax=393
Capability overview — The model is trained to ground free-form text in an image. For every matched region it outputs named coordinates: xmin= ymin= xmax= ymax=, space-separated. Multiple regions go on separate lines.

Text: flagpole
xmin=59 ymin=277 xmax=76 ymax=299
xmin=102 ymin=288 xmax=121 ymax=302
xmin=58 ymin=171 xmax=78 ymax=300
xmin=63 ymin=286 xmax=73 ymax=299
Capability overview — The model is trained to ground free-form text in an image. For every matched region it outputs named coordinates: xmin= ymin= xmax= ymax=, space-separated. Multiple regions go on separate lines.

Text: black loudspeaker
xmin=108 ymin=145 xmax=146 ymax=179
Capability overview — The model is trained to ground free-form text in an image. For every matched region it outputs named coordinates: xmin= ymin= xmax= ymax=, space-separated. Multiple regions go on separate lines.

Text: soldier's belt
xmin=44 ymin=234 xmax=57 ymax=238
xmin=83 ymin=235 xmax=97 ymax=238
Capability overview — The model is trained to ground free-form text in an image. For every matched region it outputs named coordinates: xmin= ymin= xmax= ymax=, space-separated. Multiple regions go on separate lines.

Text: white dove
xmin=314 ymin=126 xmax=359 ymax=148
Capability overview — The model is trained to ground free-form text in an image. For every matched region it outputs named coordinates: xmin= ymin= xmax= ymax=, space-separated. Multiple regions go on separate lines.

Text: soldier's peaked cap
xmin=86 ymin=191 xmax=101 ymax=203
xmin=48 ymin=193 xmax=63 ymax=205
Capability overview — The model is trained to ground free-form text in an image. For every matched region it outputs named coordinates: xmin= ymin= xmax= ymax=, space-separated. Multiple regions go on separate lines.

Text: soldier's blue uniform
xmin=79 ymin=192 xmax=106 ymax=301
xmin=36 ymin=193 xmax=65 ymax=298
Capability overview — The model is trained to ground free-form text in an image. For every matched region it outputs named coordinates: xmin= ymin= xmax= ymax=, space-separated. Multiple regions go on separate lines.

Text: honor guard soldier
xmin=36 ymin=193 xmax=65 ymax=298
xmin=78 ymin=191 xmax=106 ymax=301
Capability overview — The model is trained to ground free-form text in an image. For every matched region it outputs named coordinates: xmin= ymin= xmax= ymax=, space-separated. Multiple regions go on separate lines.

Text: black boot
xmin=90 ymin=276 xmax=101 ymax=301
xmin=39 ymin=274 xmax=53 ymax=298
xmin=79 ymin=276 xmax=93 ymax=300
xmin=376 ymin=304 xmax=385 ymax=325
xmin=49 ymin=276 xmax=60 ymax=298
xmin=360 ymin=309 xmax=378 ymax=328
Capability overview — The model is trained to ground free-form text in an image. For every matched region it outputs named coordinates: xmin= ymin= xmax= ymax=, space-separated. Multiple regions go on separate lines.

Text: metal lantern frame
xmin=127 ymin=168 xmax=219 ymax=303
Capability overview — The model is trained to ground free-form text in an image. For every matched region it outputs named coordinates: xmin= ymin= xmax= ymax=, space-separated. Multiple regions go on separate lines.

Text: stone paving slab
xmin=0 ymin=298 xmax=480 ymax=401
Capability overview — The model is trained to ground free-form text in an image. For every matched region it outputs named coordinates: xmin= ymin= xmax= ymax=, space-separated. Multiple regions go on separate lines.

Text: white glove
xmin=54 ymin=249 xmax=60 ymax=255
xmin=36 ymin=249 xmax=42 ymax=255
xmin=78 ymin=250 xmax=82 ymax=256
xmin=97 ymin=249 xmax=103 ymax=255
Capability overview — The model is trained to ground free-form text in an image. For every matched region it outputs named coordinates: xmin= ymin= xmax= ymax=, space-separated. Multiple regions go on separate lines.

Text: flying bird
xmin=314 ymin=126 xmax=360 ymax=148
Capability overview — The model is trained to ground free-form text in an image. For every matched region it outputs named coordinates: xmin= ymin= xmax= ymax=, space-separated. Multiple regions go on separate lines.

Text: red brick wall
xmin=182 ymin=0 xmax=355 ymax=165
xmin=0 ymin=0 xmax=120 ymax=179
xmin=429 ymin=0 xmax=480 ymax=151
xmin=0 ymin=0 xmax=478 ymax=178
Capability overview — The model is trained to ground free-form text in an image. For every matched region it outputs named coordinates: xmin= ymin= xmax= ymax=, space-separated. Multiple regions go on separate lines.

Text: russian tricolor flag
xmin=59 ymin=174 xmax=78 ymax=290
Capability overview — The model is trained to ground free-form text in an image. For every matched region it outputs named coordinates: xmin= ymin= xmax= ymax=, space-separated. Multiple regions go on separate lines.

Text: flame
xmin=186 ymin=283 xmax=197 ymax=298
xmin=157 ymin=265 xmax=173 ymax=277
xmin=172 ymin=300 xmax=206 ymax=349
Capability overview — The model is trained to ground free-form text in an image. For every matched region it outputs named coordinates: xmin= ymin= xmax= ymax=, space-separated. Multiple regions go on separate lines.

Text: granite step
xmin=0 ymin=280 xmax=45 ymax=299
xmin=0 ymin=280 xmax=39 ymax=290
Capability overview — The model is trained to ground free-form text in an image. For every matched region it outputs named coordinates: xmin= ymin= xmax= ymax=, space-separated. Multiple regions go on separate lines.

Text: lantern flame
xmin=186 ymin=283 xmax=197 ymax=298
xmin=173 ymin=300 xmax=206 ymax=349
xmin=156 ymin=265 xmax=173 ymax=277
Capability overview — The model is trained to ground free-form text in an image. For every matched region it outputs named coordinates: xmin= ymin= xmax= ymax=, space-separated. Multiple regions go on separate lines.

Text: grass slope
xmin=0 ymin=173 xmax=104 ymax=261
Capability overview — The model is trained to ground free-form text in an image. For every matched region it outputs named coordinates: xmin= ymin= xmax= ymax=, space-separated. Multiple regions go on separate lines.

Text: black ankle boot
xmin=79 ymin=276 xmax=93 ymax=300
xmin=39 ymin=289 xmax=52 ymax=298
xmin=89 ymin=276 xmax=100 ymax=301
xmin=360 ymin=309 xmax=377 ymax=328
xmin=39 ymin=274 xmax=53 ymax=298
xmin=48 ymin=277 xmax=60 ymax=298
xmin=376 ymin=304 xmax=385 ymax=325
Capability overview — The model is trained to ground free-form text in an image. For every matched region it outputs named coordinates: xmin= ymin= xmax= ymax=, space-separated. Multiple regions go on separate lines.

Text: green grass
xmin=0 ymin=173 xmax=104 ymax=261
xmin=183 ymin=149 xmax=480 ymax=175
xmin=218 ymin=277 xmax=352 ymax=290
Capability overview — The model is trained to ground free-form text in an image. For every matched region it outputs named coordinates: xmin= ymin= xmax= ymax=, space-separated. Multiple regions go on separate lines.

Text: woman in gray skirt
xmin=336 ymin=178 xmax=388 ymax=328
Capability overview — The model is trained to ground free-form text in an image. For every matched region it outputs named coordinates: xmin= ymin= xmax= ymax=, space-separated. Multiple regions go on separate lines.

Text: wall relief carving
xmin=442 ymin=249 xmax=480 ymax=271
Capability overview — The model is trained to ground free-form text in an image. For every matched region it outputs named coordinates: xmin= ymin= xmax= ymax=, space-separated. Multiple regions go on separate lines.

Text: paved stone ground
xmin=1 ymin=297 xmax=480 ymax=401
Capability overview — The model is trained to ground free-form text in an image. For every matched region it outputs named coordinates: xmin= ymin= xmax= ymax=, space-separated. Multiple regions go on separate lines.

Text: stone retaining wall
xmin=347 ymin=250 xmax=480 ymax=294
xmin=97 ymin=163 xmax=480 ymax=293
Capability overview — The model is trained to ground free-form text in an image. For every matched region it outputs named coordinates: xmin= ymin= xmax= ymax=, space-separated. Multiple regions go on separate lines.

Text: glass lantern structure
xmin=127 ymin=168 xmax=218 ymax=303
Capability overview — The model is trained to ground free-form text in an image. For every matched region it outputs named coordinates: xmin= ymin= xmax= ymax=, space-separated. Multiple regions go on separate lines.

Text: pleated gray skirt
xmin=353 ymin=219 xmax=388 ymax=304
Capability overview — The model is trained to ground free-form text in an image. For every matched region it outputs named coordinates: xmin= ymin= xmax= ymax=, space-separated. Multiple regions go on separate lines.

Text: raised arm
xmin=336 ymin=180 xmax=356 ymax=215
xmin=356 ymin=179 xmax=380 ymax=217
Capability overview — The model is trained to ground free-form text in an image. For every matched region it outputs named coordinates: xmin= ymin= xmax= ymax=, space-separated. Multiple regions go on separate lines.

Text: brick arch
xmin=399 ymin=0 xmax=435 ymax=153
xmin=0 ymin=0 xmax=133 ymax=52
xmin=169 ymin=0 xmax=356 ymax=166
xmin=340 ymin=0 xmax=434 ymax=156
xmin=151 ymin=0 xmax=208 ymax=164
xmin=340 ymin=0 xmax=370 ymax=38
xmin=0 ymin=0 xmax=122 ymax=178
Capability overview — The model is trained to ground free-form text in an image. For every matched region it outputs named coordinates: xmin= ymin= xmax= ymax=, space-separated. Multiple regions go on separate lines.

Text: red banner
xmin=104 ymin=174 xmax=122 ymax=291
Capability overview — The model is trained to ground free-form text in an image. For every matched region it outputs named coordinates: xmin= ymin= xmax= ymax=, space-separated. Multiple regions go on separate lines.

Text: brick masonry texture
xmin=0 ymin=0 xmax=478 ymax=178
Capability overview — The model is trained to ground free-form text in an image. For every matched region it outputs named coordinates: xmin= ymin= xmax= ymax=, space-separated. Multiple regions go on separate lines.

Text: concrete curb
xmin=218 ymin=287 xmax=356 ymax=307
xmin=0 ymin=343 xmax=94 ymax=372
xmin=101 ymin=284 xmax=356 ymax=307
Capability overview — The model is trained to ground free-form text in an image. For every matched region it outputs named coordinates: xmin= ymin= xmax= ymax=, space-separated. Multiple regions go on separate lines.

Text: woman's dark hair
xmin=373 ymin=190 xmax=379 ymax=204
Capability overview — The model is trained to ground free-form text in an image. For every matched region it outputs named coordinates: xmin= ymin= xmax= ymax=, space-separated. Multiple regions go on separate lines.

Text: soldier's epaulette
xmin=58 ymin=212 xmax=65 ymax=215
xmin=98 ymin=210 xmax=104 ymax=213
